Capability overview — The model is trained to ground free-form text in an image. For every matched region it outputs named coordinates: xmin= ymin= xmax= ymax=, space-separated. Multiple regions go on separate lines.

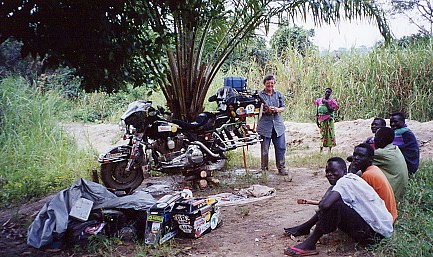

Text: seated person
xmin=283 ymin=157 xmax=393 ymax=256
xmin=373 ymin=127 xmax=409 ymax=201
xmin=390 ymin=112 xmax=420 ymax=175
xmin=365 ymin=117 xmax=386 ymax=148
xmin=351 ymin=143 xmax=397 ymax=222
xmin=347 ymin=117 xmax=386 ymax=173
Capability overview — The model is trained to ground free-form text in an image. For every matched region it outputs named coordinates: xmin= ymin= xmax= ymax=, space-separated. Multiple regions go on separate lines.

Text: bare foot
xmin=284 ymin=226 xmax=311 ymax=237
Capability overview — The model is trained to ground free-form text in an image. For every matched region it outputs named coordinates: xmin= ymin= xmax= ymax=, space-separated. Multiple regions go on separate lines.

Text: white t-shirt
xmin=332 ymin=173 xmax=394 ymax=237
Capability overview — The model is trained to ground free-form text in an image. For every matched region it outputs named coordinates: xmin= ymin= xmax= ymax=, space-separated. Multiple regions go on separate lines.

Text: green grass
xmin=82 ymin=235 xmax=191 ymax=257
xmin=374 ymin=162 xmax=433 ymax=256
xmin=225 ymin=147 xmax=261 ymax=170
xmin=0 ymin=77 xmax=97 ymax=205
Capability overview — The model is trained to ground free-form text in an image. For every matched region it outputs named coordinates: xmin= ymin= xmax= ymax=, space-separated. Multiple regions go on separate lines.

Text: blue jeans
xmin=260 ymin=132 xmax=286 ymax=171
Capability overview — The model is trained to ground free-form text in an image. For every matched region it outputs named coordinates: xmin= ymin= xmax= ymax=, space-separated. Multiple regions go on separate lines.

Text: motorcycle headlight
xmin=119 ymin=119 xmax=126 ymax=130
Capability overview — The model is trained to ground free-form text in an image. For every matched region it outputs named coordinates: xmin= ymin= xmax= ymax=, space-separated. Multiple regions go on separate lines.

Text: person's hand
xmin=269 ymin=106 xmax=277 ymax=113
xmin=270 ymin=106 xmax=278 ymax=113
xmin=265 ymin=106 xmax=276 ymax=114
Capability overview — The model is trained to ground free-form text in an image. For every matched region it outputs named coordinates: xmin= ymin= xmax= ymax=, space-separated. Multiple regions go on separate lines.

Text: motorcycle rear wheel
xmin=100 ymin=161 xmax=144 ymax=191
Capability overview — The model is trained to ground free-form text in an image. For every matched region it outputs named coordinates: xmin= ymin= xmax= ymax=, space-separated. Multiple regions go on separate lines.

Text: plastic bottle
xmin=181 ymin=186 xmax=193 ymax=199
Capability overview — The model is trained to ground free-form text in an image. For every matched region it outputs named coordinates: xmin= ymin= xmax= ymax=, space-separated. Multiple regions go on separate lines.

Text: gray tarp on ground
xmin=27 ymin=178 xmax=156 ymax=249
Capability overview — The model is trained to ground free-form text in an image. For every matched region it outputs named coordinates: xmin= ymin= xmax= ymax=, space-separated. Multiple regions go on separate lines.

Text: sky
xmin=261 ymin=4 xmax=430 ymax=51
xmin=305 ymin=15 xmax=425 ymax=51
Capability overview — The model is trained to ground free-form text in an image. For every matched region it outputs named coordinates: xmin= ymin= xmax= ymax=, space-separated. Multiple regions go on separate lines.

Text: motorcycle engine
xmin=186 ymin=145 xmax=204 ymax=164
xmin=154 ymin=143 xmax=205 ymax=169
xmin=152 ymin=135 xmax=184 ymax=154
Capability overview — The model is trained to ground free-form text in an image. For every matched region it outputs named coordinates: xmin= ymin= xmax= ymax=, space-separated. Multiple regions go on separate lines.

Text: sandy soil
xmin=1 ymin=119 xmax=432 ymax=257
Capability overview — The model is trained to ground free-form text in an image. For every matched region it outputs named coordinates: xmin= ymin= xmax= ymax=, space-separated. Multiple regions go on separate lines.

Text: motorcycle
xmin=98 ymin=88 xmax=263 ymax=191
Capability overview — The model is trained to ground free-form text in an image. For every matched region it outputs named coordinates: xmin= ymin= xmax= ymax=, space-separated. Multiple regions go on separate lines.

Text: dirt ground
xmin=1 ymin=119 xmax=433 ymax=257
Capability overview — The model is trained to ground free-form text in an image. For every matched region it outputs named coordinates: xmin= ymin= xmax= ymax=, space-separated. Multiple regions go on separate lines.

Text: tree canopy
xmin=0 ymin=0 xmax=392 ymax=120
xmin=136 ymin=0 xmax=392 ymax=120
xmin=390 ymin=0 xmax=432 ymax=35
xmin=0 ymin=0 xmax=162 ymax=91
xmin=270 ymin=25 xmax=315 ymax=57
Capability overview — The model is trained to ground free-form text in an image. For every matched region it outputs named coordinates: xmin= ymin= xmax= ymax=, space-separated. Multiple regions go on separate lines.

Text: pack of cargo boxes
xmin=144 ymin=192 xmax=221 ymax=245
xmin=224 ymin=76 xmax=247 ymax=92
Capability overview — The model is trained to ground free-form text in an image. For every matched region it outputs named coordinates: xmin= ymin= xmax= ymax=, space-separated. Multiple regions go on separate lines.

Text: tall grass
xmin=48 ymin=39 xmax=431 ymax=125
xmin=59 ymin=84 xmax=167 ymax=124
xmin=224 ymin=39 xmax=433 ymax=122
xmin=0 ymin=77 xmax=96 ymax=205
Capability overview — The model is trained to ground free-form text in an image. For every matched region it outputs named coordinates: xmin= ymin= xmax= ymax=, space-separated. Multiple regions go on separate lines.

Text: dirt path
xmin=1 ymin=119 xmax=433 ymax=256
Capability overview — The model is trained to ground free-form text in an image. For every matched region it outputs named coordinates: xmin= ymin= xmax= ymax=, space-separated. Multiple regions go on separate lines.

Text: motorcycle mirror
xmin=119 ymin=119 xmax=126 ymax=129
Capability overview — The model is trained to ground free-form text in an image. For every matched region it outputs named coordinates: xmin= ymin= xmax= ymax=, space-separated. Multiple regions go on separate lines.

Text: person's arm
xmin=272 ymin=106 xmax=285 ymax=113
xmin=274 ymin=92 xmax=286 ymax=113
xmin=401 ymin=131 xmax=419 ymax=150
xmin=319 ymin=187 xmax=341 ymax=210
xmin=322 ymin=99 xmax=334 ymax=113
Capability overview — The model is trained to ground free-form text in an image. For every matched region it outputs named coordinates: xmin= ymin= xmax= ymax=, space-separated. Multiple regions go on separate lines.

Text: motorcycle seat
xmin=171 ymin=113 xmax=211 ymax=130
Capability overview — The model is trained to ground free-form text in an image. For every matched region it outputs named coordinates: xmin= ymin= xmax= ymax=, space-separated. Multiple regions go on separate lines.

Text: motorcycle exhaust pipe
xmin=191 ymin=141 xmax=221 ymax=158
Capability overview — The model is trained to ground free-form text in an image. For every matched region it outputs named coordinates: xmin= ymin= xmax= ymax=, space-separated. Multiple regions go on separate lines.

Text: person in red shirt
xmin=350 ymin=143 xmax=397 ymax=222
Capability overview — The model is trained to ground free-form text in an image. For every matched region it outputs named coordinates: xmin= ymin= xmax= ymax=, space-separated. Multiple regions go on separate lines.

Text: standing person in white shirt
xmin=283 ymin=157 xmax=393 ymax=256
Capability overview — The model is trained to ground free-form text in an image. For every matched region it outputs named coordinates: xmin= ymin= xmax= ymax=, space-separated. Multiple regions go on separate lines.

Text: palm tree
xmin=140 ymin=0 xmax=390 ymax=120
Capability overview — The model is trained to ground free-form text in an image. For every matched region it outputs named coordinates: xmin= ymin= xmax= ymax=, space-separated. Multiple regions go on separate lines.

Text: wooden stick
xmin=297 ymin=199 xmax=320 ymax=205
xmin=242 ymin=146 xmax=248 ymax=175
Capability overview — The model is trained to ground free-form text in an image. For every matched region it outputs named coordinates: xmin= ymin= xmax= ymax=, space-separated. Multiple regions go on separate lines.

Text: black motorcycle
xmin=98 ymin=88 xmax=263 ymax=191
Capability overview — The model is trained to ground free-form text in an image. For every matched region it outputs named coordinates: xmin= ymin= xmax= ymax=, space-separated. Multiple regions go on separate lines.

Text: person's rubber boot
xmin=279 ymin=168 xmax=293 ymax=181
xmin=261 ymin=155 xmax=269 ymax=173
xmin=286 ymin=168 xmax=293 ymax=181
xmin=277 ymin=160 xmax=292 ymax=181
xmin=278 ymin=168 xmax=288 ymax=175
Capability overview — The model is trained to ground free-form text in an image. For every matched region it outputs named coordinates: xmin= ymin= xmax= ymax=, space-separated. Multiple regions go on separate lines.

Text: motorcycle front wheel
xmin=100 ymin=161 xmax=144 ymax=191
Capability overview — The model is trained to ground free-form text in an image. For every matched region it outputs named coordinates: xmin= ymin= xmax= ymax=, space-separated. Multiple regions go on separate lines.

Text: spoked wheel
xmin=100 ymin=161 xmax=144 ymax=191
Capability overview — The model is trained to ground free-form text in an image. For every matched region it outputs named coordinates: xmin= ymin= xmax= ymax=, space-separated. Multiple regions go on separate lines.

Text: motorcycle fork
xmin=126 ymin=139 xmax=142 ymax=172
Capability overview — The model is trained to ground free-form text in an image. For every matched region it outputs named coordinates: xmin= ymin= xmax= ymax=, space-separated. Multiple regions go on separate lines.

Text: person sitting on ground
xmin=283 ymin=157 xmax=393 ymax=256
xmin=350 ymin=143 xmax=397 ymax=222
xmin=390 ymin=112 xmax=420 ymax=176
xmin=347 ymin=117 xmax=386 ymax=173
xmin=373 ymin=127 xmax=409 ymax=201
xmin=365 ymin=117 xmax=386 ymax=148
